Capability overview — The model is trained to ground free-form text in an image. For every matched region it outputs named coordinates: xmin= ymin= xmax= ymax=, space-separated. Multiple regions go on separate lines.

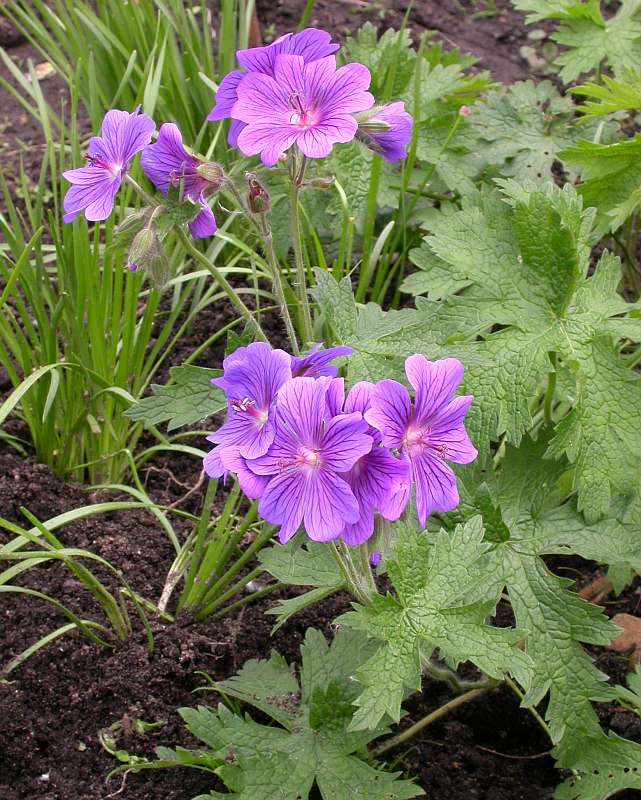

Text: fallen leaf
xmin=610 ymin=613 xmax=641 ymax=664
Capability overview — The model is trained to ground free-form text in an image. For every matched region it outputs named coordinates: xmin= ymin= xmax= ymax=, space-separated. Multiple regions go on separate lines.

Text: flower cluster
xmin=204 ymin=344 xmax=477 ymax=545
xmin=63 ymin=28 xmax=413 ymax=232
xmin=208 ymin=27 xmax=413 ymax=166
xmin=62 ymin=107 xmax=223 ymax=238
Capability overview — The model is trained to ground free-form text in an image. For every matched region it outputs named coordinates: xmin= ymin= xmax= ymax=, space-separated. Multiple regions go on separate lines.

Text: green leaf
xmin=310 ymin=268 xmax=358 ymax=343
xmin=472 ymin=80 xmax=606 ymax=182
xmin=340 ymin=517 xmax=532 ymax=730
xmin=416 ymin=182 xmax=641 ymax=517
xmin=123 ymin=365 xmax=225 ymax=430
xmin=437 ymin=435 xmax=641 ymax=776
xmin=154 ymin=183 xmax=204 ymax=241
xmin=552 ymin=0 xmax=641 ymax=83
xmin=560 ymin=134 xmax=641 ymax=233
xmin=174 ymin=628 xmax=423 ymax=800
xmin=572 ymin=66 xmax=641 ymax=118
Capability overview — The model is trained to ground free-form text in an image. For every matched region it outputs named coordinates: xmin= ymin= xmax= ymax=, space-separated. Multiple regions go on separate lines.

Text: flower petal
xmin=99 ymin=107 xmax=155 ymax=165
xmin=275 ymin=377 xmax=329 ymax=449
xmin=62 ymin=167 xmax=121 ymax=222
xmin=431 ymin=424 xmax=478 ymax=465
xmin=219 ymin=448 xmax=270 ymax=499
xmin=304 ymin=470 xmax=359 ymax=541
xmin=297 ymin=115 xmax=357 ymax=158
xmin=188 ymin=200 xmax=217 ymax=239
xmin=405 ymin=355 xmax=464 ymax=424
xmin=411 ymin=451 xmax=459 ymax=527
xmin=258 ymin=469 xmax=308 ymax=543
xmin=320 ymin=412 xmax=373 ymax=472
xmin=207 ymin=70 xmax=245 ymax=121
xmin=365 ymin=379 xmax=411 ymax=449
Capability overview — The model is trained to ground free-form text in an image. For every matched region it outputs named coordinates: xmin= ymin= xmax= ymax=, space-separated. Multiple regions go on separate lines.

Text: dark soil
xmin=2 ymin=440 xmax=641 ymax=800
xmin=2 ymin=2 xmax=641 ymax=800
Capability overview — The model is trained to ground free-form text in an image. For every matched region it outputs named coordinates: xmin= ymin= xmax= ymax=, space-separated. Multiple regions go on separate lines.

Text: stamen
xmin=230 ymin=397 xmax=256 ymax=413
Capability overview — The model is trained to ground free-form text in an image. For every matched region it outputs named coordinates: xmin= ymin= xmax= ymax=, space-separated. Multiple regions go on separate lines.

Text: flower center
xmin=230 ymin=397 xmax=268 ymax=425
xmin=85 ymin=152 xmax=120 ymax=177
xmin=404 ymin=426 xmax=448 ymax=459
xmin=287 ymin=91 xmax=316 ymax=130
xmin=277 ymin=445 xmax=321 ymax=473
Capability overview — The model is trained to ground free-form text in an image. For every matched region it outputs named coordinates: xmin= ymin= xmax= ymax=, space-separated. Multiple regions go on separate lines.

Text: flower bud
xmin=459 ymin=105 xmax=472 ymax=117
xmin=245 ymin=172 xmax=270 ymax=214
xmin=196 ymin=161 xmax=225 ymax=189
xmin=306 ymin=176 xmax=335 ymax=190
xmin=127 ymin=227 xmax=155 ymax=270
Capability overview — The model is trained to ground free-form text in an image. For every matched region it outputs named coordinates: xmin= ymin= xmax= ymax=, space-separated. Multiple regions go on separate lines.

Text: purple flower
xmin=357 ymin=102 xmax=413 ymax=163
xmin=249 ymin=377 xmax=374 ymax=542
xmin=339 ymin=381 xmax=410 ymax=545
xmin=207 ymin=28 xmax=339 ymax=147
xmin=203 ymin=343 xmax=292 ymax=478
xmin=291 ymin=344 xmax=353 ymax=378
xmin=370 ymin=549 xmax=382 ymax=567
xmin=63 ymin=107 xmax=155 ymax=223
xmin=366 ymin=355 xmax=477 ymax=527
xmin=231 ymin=53 xmax=374 ymax=166
xmin=140 ymin=123 xmax=221 ymax=239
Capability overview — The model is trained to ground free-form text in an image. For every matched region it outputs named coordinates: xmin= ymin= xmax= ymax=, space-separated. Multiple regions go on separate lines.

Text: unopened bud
xmin=245 ymin=171 xmax=270 ymax=214
xmin=196 ymin=161 xmax=225 ymax=189
xmin=306 ymin=176 xmax=335 ymax=190
xmin=128 ymin=227 xmax=155 ymax=268
xmin=459 ymin=105 xmax=472 ymax=117
xmin=358 ymin=118 xmax=392 ymax=134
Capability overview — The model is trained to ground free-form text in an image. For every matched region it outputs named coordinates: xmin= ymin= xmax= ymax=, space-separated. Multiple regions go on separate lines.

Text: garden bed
xmin=2 ymin=1 xmax=641 ymax=799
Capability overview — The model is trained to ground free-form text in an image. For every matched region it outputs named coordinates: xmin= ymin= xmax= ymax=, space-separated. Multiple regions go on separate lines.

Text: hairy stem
xmin=124 ymin=174 xmax=268 ymax=341
xmin=259 ymin=212 xmax=300 ymax=354
xmin=290 ymin=151 xmax=314 ymax=344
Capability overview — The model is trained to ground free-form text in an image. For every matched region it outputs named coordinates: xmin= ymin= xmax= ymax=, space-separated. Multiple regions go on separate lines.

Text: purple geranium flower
xmin=250 ymin=377 xmax=374 ymax=542
xmin=231 ymin=53 xmax=374 ymax=166
xmin=339 ymin=381 xmax=410 ymax=545
xmin=63 ymin=107 xmax=155 ymax=223
xmin=203 ymin=342 xmax=292 ymax=479
xmin=207 ymin=28 xmax=339 ymax=147
xmin=290 ymin=344 xmax=353 ymax=378
xmin=366 ymin=355 xmax=477 ymax=527
xmin=357 ymin=101 xmax=413 ymax=163
xmin=140 ymin=123 xmax=222 ymax=239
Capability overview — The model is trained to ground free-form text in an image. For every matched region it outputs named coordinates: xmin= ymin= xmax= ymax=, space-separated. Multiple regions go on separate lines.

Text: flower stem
xmin=258 ymin=212 xmax=300 ymax=354
xmin=290 ymin=151 xmax=314 ymax=344
xmin=329 ymin=541 xmax=371 ymax=606
xmin=369 ymin=687 xmax=489 ymax=759
xmin=175 ymin=227 xmax=268 ymax=342
xmin=543 ymin=351 xmax=557 ymax=424
xmin=124 ymin=174 xmax=268 ymax=341
xmin=358 ymin=542 xmax=379 ymax=596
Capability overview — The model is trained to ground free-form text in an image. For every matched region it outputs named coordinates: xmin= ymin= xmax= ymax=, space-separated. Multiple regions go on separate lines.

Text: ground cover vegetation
xmin=1 ymin=0 xmax=641 ymax=798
